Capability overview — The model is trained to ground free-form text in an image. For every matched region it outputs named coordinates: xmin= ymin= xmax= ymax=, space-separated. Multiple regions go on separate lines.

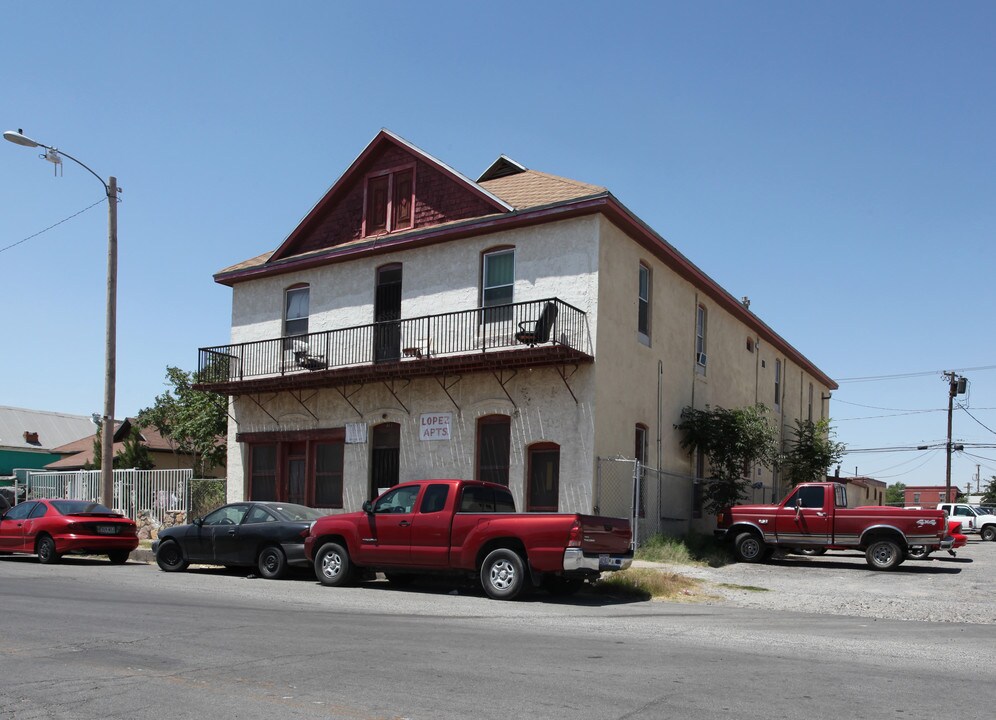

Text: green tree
xmin=981 ymin=477 xmax=996 ymax=506
xmin=137 ymin=367 xmax=228 ymax=476
xmin=675 ymin=403 xmax=778 ymax=514
xmin=781 ymin=418 xmax=846 ymax=486
xmin=885 ymin=482 xmax=907 ymax=506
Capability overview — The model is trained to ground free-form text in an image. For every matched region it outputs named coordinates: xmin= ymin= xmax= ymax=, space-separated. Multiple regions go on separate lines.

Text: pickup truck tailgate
xmin=578 ymin=515 xmax=632 ymax=553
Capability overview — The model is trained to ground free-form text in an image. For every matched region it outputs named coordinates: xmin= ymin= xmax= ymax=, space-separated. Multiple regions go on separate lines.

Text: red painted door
xmin=773 ymin=486 xmax=831 ymax=546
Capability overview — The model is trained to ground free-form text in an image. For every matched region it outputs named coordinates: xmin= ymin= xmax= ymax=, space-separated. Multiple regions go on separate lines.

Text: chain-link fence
xmin=595 ymin=457 xmax=700 ymax=548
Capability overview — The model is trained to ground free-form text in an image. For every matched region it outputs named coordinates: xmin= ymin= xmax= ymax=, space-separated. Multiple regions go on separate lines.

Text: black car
xmin=152 ymin=502 xmax=326 ymax=579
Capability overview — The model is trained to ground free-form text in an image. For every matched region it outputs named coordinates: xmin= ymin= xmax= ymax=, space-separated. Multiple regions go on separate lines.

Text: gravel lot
xmin=640 ymin=537 xmax=996 ymax=624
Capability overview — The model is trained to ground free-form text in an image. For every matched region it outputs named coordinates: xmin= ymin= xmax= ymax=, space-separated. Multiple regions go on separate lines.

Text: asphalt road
xmin=1 ymin=557 xmax=994 ymax=720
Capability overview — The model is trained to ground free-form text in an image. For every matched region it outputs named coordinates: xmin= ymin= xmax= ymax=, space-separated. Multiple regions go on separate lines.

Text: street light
xmin=4 ymin=129 xmax=119 ymax=509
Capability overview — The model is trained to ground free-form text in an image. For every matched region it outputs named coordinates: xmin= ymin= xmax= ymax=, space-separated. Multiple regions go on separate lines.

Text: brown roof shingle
xmin=478 ymin=170 xmax=605 ymax=210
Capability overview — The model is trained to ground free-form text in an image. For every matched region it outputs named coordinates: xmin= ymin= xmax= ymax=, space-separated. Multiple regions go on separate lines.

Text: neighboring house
xmin=0 ymin=406 xmax=97 ymax=476
xmin=195 ymin=129 xmax=836 ymax=530
xmin=903 ymin=485 xmax=958 ymax=507
xmin=45 ymin=417 xmax=224 ymax=477
xmin=834 ymin=475 xmax=887 ymax=507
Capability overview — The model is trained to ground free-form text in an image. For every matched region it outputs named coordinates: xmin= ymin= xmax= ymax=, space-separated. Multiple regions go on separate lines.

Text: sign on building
xmin=345 ymin=422 xmax=368 ymax=444
xmin=419 ymin=413 xmax=451 ymax=441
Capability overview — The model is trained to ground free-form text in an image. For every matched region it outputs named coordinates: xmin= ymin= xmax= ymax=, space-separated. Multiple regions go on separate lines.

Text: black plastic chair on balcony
xmin=515 ymin=302 xmax=558 ymax=347
xmin=291 ymin=340 xmax=328 ymax=371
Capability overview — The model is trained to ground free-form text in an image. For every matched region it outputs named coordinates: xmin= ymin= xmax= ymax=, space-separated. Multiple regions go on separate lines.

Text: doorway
xmin=374 ymin=264 xmax=402 ymax=362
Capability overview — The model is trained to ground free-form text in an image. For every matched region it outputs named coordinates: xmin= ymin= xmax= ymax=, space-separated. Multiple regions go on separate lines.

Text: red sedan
xmin=0 ymin=499 xmax=138 ymax=564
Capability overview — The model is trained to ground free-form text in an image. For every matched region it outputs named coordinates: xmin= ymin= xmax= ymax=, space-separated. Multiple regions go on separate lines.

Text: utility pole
xmin=944 ymin=371 xmax=968 ymax=502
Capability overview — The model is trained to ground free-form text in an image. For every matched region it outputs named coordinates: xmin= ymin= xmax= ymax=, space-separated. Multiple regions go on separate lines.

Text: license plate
xmin=96 ymin=525 xmax=118 ymax=535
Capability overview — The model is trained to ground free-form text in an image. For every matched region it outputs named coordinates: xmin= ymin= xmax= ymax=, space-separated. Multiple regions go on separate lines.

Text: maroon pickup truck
xmin=304 ymin=479 xmax=633 ymax=600
xmin=716 ymin=482 xmax=952 ymax=570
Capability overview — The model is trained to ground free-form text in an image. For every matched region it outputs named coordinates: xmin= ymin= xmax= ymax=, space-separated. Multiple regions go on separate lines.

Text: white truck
xmin=937 ymin=503 xmax=996 ymax=541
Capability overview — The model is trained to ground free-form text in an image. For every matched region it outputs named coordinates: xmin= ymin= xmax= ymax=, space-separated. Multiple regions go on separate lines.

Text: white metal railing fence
xmin=15 ymin=469 xmax=195 ymax=523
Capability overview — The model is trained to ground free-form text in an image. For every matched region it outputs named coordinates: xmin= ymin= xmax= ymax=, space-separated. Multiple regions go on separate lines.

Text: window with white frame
xmin=638 ymin=264 xmax=651 ymax=343
xmin=284 ymin=285 xmax=310 ymax=338
xmin=695 ymin=304 xmax=707 ymax=372
xmin=482 ymin=248 xmax=514 ymax=323
xmin=774 ymin=358 xmax=782 ymax=410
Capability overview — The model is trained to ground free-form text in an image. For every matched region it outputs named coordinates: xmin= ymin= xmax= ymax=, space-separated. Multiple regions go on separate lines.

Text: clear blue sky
xmin=3 ymin=2 xmax=994 ymax=491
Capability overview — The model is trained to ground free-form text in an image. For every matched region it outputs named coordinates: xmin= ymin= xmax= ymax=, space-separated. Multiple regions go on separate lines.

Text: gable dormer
xmin=269 ymin=130 xmax=512 ymax=262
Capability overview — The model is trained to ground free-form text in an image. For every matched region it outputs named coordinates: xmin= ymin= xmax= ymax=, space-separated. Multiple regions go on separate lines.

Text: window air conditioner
xmin=696 ymin=352 xmax=707 ymax=366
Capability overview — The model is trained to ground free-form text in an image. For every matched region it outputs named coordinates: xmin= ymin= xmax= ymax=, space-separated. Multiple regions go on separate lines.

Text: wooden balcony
xmin=194 ymin=298 xmax=592 ymax=396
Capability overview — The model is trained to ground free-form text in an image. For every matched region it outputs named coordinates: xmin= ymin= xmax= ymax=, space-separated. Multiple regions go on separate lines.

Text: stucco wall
xmin=226 ymin=216 xmax=602 ymax=512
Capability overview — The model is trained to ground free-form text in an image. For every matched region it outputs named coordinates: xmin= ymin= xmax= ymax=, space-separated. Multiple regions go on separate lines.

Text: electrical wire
xmin=957 ymin=403 xmax=996 ymax=436
xmin=835 ymin=365 xmax=996 ymax=383
xmin=0 ymin=197 xmax=106 ymax=255
xmin=836 ymin=410 xmax=945 ymax=422
xmin=832 ymin=398 xmax=945 ymax=412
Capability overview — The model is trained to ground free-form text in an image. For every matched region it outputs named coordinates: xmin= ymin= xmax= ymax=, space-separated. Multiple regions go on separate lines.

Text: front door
xmin=356 ymin=484 xmax=420 ymax=565
xmin=374 ymin=264 xmax=402 ymax=362
xmin=287 ymin=446 xmax=306 ymax=506
xmin=773 ymin=486 xmax=831 ymax=546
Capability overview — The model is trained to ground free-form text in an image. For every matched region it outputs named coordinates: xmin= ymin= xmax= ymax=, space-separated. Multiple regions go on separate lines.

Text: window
xmin=692 ymin=451 xmax=705 ymax=519
xmin=477 ymin=415 xmax=511 ymax=485
xmin=746 ymin=337 xmax=755 ymax=353
xmin=315 ymin=442 xmax=344 ymax=507
xmin=363 ymin=166 xmax=415 ymax=236
xmin=638 ymin=264 xmax=651 ymax=342
xmin=774 ymin=359 xmax=782 ymax=410
xmin=459 ymin=485 xmax=516 ymax=513
xmin=913 ymin=492 xmax=921 ymax=504
xmin=482 ymin=248 xmax=514 ymax=323
xmin=527 ymin=443 xmax=560 ymax=511
xmin=202 ymin=504 xmax=250 ymax=526
xmin=808 ymin=383 xmax=814 ymax=421
xmin=245 ymin=506 xmax=276 ymax=524
xmin=785 ymin=486 xmax=824 ymax=509
xmin=635 ymin=424 xmax=648 ymax=517
xmin=695 ymin=305 xmax=707 ymax=372
xmin=419 ymin=484 xmax=450 ymax=514
xmin=373 ymin=485 xmax=420 ymax=514
xmin=250 ymin=445 xmax=277 ymax=501
xmin=284 ymin=285 xmax=309 ymax=339
xmin=4 ymin=501 xmax=36 ymax=520
xmin=244 ymin=430 xmax=345 ymax=508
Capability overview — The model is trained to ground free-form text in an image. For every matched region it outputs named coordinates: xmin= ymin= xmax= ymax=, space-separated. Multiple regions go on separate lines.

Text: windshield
xmin=51 ymin=500 xmax=117 ymax=516
xmin=270 ymin=503 xmax=326 ymax=522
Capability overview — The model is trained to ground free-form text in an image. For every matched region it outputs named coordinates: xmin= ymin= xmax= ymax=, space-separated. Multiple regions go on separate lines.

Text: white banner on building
xmin=419 ymin=413 xmax=451 ymax=441
xmin=345 ymin=422 xmax=368 ymax=444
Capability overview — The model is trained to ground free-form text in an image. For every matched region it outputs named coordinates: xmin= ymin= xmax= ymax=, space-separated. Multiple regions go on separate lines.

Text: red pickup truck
xmin=716 ymin=482 xmax=952 ymax=570
xmin=304 ymin=479 xmax=633 ymax=600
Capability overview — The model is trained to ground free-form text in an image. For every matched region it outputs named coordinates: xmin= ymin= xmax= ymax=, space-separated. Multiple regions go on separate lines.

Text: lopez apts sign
xmin=419 ymin=413 xmax=451 ymax=441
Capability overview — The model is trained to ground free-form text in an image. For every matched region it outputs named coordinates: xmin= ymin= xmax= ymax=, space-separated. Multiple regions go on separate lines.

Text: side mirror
xmin=192 ymin=517 xmax=203 ymax=527
xmin=362 ymin=500 xmax=373 ymax=514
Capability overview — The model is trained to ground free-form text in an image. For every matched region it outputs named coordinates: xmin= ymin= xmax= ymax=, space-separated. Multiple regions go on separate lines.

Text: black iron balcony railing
xmin=197 ymin=297 xmax=590 ymax=386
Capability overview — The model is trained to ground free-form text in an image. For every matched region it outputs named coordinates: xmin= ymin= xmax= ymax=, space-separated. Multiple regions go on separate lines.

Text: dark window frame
xmin=526 ymin=442 xmax=560 ymax=512
xmin=362 ymin=163 xmax=416 ymax=237
xmin=242 ymin=429 xmax=346 ymax=508
xmin=476 ymin=414 xmax=511 ymax=486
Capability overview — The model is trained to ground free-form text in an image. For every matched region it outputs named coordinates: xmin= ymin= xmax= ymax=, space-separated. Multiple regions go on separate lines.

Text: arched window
xmin=526 ymin=442 xmax=560 ymax=512
xmin=284 ymin=284 xmax=310 ymax=338
xmin=477 ymin=415 xmax=511 ymax=485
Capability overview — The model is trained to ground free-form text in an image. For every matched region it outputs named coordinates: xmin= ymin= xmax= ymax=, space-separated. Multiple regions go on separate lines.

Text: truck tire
xmin=314 ymin=542 xmax=355 ymax=587
xmin=480 ymin=548 xmax=526 ymax=600
xmin=906 ymin=545 xmax=932 ymax=560
xmin=733 ymin=532 xmax=767 ymax=563
xmin=865 ymin=539 xmax=903 ymax=570
xmin=981 ymin=526 xmax=996 ymax=542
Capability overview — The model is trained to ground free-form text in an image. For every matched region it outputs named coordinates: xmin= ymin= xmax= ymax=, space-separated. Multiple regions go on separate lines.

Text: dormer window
xmin=363 ymin=166 xmax=415 ymax=236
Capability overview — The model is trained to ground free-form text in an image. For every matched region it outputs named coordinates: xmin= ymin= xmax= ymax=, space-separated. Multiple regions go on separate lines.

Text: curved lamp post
xmin=3 ymin=129 xmax=119 ymax=509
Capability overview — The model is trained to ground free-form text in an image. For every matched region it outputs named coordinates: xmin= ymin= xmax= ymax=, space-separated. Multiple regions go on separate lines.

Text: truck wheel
xmin=981 ymin=526 xmax=996 ymax=542
xmin=906 ymin=545 xmax=932 ymax=560
xmin=733 ymin=532 xmax=767 ymax=563
xmin=865 ymin=539 xmax=903 ymax=570
xmin=480 ymin=548 xmax=526 ymax=600
xmin=314 ymin=542 xmax=354 ymax=587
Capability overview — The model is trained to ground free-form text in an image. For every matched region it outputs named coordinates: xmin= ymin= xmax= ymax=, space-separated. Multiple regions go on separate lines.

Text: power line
xmin=832 ymin=398 xmax=946 ymax=412
xmin=958 ymin=403 xmax=996 ymax=436
xmin=835 ymin=365 xmax=996 ymax=383
xmin=0 ymin=197 xmax=106 ymax=255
